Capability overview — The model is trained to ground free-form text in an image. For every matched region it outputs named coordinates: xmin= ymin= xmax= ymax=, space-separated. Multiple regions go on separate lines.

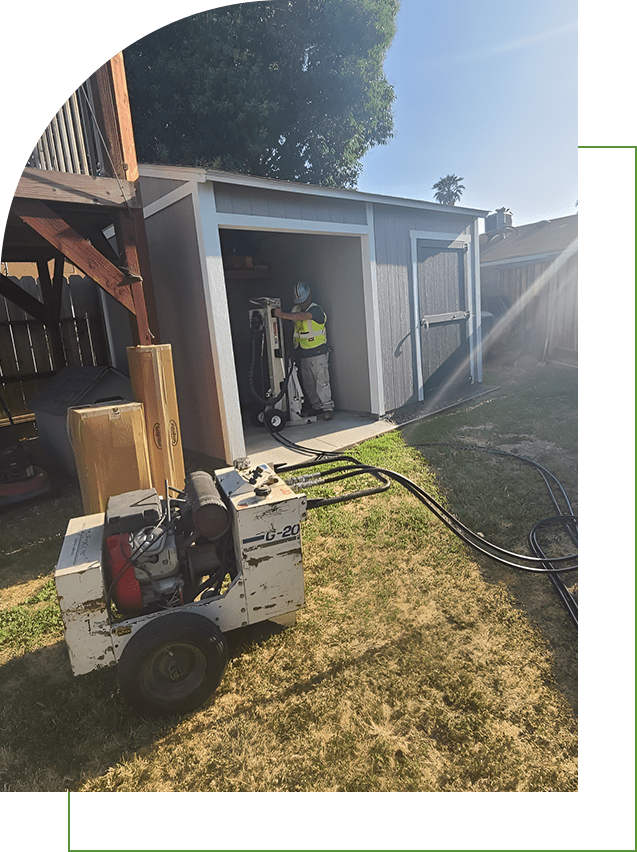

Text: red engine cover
xmin=106 ymin=534 xmax=143 ymax=615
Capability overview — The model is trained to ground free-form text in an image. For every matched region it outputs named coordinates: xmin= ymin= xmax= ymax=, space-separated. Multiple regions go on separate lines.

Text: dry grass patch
xmin=1 ymin=398 xmax=577 ymax=792
xmin=79 ymin=433 xmax=576 ymax=792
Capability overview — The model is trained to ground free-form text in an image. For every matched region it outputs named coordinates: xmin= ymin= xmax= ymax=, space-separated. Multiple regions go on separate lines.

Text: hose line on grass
xmin=266 ymin=421 xmax=578 ymax=625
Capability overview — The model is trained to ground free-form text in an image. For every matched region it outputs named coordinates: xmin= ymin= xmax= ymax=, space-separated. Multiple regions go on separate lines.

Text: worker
xmin=274 ymin=281 xmax=334 ymax=420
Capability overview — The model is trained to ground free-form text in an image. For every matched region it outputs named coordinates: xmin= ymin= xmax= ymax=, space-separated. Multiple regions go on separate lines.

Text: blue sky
xmin=357 ymin=0 xmax=578 ymax=224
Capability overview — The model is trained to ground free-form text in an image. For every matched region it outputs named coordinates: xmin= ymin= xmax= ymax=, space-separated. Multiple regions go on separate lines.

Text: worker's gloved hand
xmin=273 ymin=308 xmax=283 ymax=318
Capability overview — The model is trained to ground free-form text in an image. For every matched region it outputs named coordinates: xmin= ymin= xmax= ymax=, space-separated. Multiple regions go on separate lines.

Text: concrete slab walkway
xmin=244 ymin=382 xmax=497 ymax=468
xmin=244 ymin=411 xmax=394 ymax=467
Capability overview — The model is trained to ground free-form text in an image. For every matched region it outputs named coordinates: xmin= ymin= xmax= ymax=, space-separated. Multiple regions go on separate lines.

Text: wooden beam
xmin=11 ymin=198 xmax=135 ymax=314
xmin=37 ymin=257 xmax=66 ymax=370
xmin=109 ymin=53 xmax=139 ymax=183
xmin=0 ymin=272 xmax=47 ymax=323
xmin=16 ymin=168 xmax=139 ymax=208
xmin=127 ymin=207 xmax=161 ymax=341
xmin=92 ymin=61 xmax=125 ymax=180
xmin=114 ymin=208 xmax=152 ymax=345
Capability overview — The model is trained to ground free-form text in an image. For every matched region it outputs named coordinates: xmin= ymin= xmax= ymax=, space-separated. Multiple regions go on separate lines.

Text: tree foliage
xmin=432 ymin=174 xmax=465 ymax=205
xmin=124 ymin=0 xmax=398 ymax=187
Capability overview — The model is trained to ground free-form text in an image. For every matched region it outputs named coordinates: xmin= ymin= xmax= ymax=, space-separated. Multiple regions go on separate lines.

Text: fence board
xmin=0 ymin=272 xmax=110 ymax=420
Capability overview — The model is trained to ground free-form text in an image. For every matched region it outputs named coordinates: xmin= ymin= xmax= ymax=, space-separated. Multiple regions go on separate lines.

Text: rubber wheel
xmin=264 ymin=408 xmax=287 ymax=432
xmin=117 ymin=612 xmax=228 ymax=715
xmin=251 ymin=408 xmax=266 ymax=427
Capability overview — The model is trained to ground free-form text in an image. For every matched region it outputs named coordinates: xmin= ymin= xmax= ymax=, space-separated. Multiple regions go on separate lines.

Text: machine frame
xmin=55 ymin=462 xmax=307 ymax=712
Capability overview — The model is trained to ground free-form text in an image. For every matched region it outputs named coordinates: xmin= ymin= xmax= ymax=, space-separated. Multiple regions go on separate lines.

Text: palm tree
xmin=432 ymin=174 xmax=465 ymax=205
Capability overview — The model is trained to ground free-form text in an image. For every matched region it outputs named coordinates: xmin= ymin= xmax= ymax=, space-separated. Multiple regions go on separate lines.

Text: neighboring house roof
xmin=480 ymin=214 xmax=578 ymax=266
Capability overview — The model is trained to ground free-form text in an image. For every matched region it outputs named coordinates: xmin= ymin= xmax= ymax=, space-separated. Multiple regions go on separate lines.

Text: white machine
xmin=55 ymin=463 xmax=307 ymax=715
xmin=248 ymin=297 xmax=309 ymax=431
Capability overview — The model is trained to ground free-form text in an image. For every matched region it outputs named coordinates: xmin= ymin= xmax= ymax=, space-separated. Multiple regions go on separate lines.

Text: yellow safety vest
xmin=293 ymin=303 xmax=327 ymax=351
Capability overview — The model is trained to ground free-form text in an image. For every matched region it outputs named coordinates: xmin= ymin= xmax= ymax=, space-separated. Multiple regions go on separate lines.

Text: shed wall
xmin=143 ymin=194 xmax=227 ymax=461
xmin=213 ymin=182 xmax=367 ymax=225
xmin=371 ymin=203 xmax=473 ymax=410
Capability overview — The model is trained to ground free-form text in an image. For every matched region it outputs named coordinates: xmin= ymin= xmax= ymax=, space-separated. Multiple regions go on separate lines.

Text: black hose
xmin=265 ymin=419 xmax=578 ymax=624
xmin=529 ymin=516 xmax=578 ymax=626
xmin=280 ymin=456 xmax=577 ymax=573
xmin=416 ymin=443 xmax=578 ymax=625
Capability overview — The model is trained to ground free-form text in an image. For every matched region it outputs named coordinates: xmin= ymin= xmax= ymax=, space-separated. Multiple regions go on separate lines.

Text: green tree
xmin=124 ymin=0 xmax=398 ymax=187
xmin=432 ymin=174 xmax=465 ymax=205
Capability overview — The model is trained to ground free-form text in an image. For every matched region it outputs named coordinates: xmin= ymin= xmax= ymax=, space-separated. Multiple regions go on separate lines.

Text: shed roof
xmin=480 ymin=214 xmax=578 ymax=266
xmin=139 ymin=163 xmax=490 ymax=219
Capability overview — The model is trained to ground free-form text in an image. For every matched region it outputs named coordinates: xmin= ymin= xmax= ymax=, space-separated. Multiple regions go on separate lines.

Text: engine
xmin=104 ymin=471 xmax=233 ymax=617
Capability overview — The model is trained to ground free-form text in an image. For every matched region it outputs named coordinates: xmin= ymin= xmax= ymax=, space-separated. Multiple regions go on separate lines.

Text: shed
xmin=135 ymin=165 xmax=488 ymax=464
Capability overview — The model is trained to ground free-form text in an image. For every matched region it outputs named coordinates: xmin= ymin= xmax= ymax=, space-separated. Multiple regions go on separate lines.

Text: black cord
xmin=281 ymin=456 xmax=577 ymax=573
xmin=266 ymin=417 xmax=577 ymax=573
xmin=415 ymin=442 xmax=578 ymax=625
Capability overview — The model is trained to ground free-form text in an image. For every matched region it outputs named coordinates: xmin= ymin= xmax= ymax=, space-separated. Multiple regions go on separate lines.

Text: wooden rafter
xmin=12 ymin=198 xmax=134 ymax=311
xmin=37 ymin=256 xmax=66 ymax=370
xmin=10 ymin=197 xmax=151 ymax=344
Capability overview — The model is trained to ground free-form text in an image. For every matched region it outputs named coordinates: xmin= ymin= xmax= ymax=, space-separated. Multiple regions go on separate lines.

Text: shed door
xmin=416 ymin=241 xmax=469 ymax=393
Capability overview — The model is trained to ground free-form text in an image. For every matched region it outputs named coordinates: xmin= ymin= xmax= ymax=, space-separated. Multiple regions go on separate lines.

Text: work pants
xmin=299 ymin=352 xmax=333 ymax=412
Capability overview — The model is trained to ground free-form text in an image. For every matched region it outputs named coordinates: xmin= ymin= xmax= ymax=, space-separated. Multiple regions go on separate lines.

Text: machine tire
xmin=264 ymin=408 xmax=287 ymax=432
xmin=117 ymin=612 xmax=228 ymax=715
xmin=251 ymin=408 xmax=266 ymax=427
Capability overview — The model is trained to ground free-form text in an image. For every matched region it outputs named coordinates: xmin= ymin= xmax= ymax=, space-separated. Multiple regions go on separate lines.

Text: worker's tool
xmin=248 ymin=297 xmax=307 ymax=431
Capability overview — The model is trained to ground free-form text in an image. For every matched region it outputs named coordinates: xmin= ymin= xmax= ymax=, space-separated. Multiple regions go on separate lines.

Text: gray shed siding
xmin=143 ymin=194 xmax=227 ymax=461
xmin=213 ymin=181 xmax=368 ymax=225
xmin=141 ymin=175 xmax=190 ymax=207
xmin=371 ymin=203 xmax=473 ymax=410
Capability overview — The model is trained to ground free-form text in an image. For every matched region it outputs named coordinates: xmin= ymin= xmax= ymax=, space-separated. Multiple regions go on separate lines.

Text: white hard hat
xmin=294 ymin=281 xmax=311 ymax=304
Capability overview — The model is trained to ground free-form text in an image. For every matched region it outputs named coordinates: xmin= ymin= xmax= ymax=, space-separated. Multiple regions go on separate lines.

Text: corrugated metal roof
xmin=480 ymin=214 xmax=578 ymax=264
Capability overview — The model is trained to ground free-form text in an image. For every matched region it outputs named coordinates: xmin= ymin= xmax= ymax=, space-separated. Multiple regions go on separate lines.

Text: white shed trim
xmin=142 ymin=181 xmax=200 ymax=220
xmin=470 ymin=219 xmax=483 ymax=384
xmin=213 ymin=212 xmax=370 ymax=236
xmin=194 ymin=182 xmax=246 ymax=463
xmin=364 ymin=203 xmax=385 ymax=416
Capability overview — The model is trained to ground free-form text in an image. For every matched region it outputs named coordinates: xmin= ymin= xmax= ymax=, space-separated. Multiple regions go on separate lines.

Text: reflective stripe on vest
xmin=294 ymin=303 xmax=327 ymax=350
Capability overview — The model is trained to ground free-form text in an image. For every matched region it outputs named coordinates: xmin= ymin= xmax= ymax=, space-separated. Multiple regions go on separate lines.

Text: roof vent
xmin=485 ymin=207 xmax=513 ymax=233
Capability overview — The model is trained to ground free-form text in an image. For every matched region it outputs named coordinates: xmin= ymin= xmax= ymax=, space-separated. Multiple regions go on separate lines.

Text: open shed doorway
xmin=219 ymin=228 xmax=372 ymax=426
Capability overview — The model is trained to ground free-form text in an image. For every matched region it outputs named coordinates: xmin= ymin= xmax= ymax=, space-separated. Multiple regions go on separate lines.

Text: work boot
xmin=321 ymin=410 xmax=334 ymax=421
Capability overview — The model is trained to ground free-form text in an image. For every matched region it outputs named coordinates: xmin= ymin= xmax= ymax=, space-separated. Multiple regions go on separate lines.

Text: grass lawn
xmin=0 ymin=361 xmax=577 ymax=792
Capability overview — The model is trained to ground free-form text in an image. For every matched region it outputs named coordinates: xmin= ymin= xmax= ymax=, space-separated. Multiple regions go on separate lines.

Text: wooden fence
xmin=0 ymin=273 xmax=109 ymax=422
xmin=481 ymin=252 xmax=578 ymax=364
